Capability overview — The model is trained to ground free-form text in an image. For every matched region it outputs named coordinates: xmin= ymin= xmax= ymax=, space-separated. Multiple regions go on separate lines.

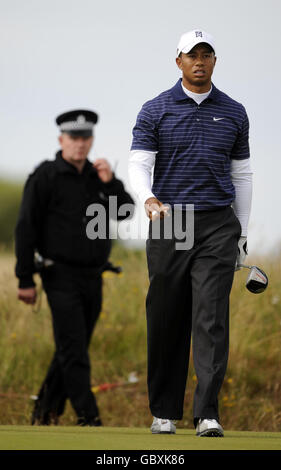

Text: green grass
xmin=0 ymin=425 xmax=281 ymax=450
xmin=0 ymin=179 xmax=23 ymax=247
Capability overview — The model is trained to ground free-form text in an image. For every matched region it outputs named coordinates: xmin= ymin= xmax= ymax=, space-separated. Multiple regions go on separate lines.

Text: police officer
xmin=15 ymin=109 xmax=134 ymax=426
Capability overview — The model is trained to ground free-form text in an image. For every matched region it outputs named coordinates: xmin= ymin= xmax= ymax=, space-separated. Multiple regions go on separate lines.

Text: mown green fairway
xmin=0 ymin=426 xmax=281 ymax=451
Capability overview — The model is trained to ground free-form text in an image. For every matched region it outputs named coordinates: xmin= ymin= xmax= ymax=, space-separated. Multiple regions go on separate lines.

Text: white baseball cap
xmin=177 ymin=29 xmax=216 ymax=57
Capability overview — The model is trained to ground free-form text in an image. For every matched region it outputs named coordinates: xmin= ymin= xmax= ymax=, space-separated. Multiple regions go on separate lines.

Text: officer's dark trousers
xmin=37 ymin=265 xmax=102 ymax=423
xmin=146 ymin=206 xmax=241 ymax=425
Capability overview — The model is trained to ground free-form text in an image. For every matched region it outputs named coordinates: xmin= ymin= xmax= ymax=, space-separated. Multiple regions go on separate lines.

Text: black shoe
xmin=77 ymin=416 xmax=102 ymax=427
xmin=31 ymin=400 xmax=59 ymax=425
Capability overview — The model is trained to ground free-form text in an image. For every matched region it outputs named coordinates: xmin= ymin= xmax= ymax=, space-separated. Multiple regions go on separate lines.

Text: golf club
xmin=238 ymin=264 xmax=268 ymax=294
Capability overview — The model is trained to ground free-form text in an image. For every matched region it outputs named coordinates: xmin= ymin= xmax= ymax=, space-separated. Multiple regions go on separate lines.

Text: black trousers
xmin=35 ymin=264 xmax=102 ymax=424
xmin=146 ymin=206 xmax=241 ymax=425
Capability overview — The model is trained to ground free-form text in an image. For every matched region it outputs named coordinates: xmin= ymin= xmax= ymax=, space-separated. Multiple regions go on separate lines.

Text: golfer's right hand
xmin=18 ymin=287 xmax=37 ymax=305
xmin=144 ymin=197 xmax=170 ymax=221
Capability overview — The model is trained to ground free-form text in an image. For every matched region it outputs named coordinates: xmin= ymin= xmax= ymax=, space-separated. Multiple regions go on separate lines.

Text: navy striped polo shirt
xmin=131 ymin=79 xmax=250 ymax=210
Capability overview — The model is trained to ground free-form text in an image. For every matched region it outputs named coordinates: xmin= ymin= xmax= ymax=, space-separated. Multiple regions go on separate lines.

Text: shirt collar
xmin=171 ymin=78 xmax=222 ymax=103
xmin=55 ymin=150 xmax=96 ymax=176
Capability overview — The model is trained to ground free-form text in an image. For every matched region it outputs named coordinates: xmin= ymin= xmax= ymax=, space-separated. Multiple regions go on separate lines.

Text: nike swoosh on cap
xmin=213 ymin=117 xmax=225 ymax=121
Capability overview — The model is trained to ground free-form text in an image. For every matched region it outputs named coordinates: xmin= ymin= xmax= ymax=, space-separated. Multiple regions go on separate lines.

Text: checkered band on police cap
xmin=56 ymin=109 xmax=98 ymax=133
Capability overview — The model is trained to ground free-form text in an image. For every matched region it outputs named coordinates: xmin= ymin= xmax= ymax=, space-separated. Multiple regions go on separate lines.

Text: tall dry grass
xmin=0 ymin=244 xmax=280 ymax=431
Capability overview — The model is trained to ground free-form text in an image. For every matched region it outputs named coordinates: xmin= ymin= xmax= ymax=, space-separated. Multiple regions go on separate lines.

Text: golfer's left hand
xmin=93 ymin=159 xmax=113 ymax=183
xmin=235 ymin=236 xmax=248 ymax=271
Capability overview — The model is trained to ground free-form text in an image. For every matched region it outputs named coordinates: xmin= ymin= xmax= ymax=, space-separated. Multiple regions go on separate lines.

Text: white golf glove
xmin=235 ymin=236 xmax=248 ymax=271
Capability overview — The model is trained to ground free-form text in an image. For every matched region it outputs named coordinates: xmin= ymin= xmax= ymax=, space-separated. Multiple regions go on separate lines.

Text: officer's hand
xmin=18 ymin=287 xmax=37 ymax=305
xmin=144 ymin=197 xmax=170 ymax=221
xmin=93 ymin=159 xmax=113 ymax=183
xmin=235 ymin=236 xmax=248 ymax=271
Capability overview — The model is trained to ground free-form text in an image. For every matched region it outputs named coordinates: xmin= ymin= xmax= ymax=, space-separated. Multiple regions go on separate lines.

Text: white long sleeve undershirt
xmin=128 ymin=149 xmax=253 ymax=237
xmin=230 ymin=158 xmax=253 ymax=236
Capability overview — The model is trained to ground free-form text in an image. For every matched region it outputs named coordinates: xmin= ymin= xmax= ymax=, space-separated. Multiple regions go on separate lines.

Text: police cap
xmin=56 ymin=109 xmax=98 ymax=137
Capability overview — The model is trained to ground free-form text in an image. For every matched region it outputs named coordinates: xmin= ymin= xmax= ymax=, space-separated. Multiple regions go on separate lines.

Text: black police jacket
xmin=15 ymin=151 xmax=135 ymax=288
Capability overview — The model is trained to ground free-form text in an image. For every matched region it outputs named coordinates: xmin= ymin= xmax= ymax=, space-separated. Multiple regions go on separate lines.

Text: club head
xmin=245 ymin=266 xmax=268 ymax=294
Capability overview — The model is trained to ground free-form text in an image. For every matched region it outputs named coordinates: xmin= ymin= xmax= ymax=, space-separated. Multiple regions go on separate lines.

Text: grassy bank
xmin=0 ymin=244 xmax=281 ymax=432
xmin=1 ymin=425 xmax=281 ymax=450
xmin=0 ymin=180 xmax=23 ymax=248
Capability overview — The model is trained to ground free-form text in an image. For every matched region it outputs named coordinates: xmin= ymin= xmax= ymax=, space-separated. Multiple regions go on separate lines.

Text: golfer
xmin=129 ymin=30 xmax=253 ymax=436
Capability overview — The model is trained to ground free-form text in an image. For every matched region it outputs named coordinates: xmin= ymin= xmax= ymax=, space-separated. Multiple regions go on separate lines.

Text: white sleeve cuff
xmin=231 ymin=158 xmax=253 ymax=237
xmin=128 ymin=149 xmax=157 ymax=205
